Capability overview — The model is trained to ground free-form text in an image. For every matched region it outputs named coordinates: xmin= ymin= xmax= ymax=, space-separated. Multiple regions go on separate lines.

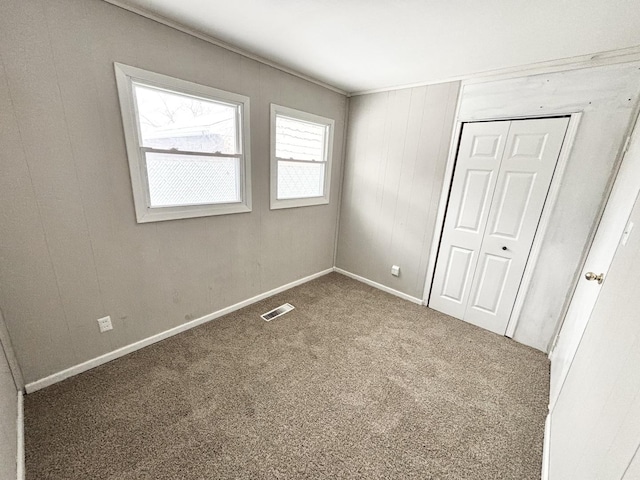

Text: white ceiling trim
xmin=351 ymin=45 xmax=640 ymax=96
xmin=102 ymin=0 xmax=640 ymax=98
xmin=102 ymin=0 xmax=349 ymax=96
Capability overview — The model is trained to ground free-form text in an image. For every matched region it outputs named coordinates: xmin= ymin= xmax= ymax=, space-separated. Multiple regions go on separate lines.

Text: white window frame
xmin=270 ymin=104 xmax=334 ymax=210
xmin=114 ymin=63 xmax=251 ymax=223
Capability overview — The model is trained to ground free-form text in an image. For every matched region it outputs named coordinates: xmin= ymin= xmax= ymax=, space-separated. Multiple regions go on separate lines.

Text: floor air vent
xmin=261 ymin=303 xmax=295 ymax=321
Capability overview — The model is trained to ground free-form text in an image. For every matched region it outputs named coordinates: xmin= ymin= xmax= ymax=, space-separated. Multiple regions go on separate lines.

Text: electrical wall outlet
xmin=97 ymin=316 xmax=113 ymax=333
xmin=391 ymin=265 xmax=400 ymax=277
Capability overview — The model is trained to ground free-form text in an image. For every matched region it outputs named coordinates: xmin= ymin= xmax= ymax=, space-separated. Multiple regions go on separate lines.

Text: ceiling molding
xmin=101 ymin=0 xmax=348 ymax=96
xmin=350 ymin=45 xmax=640 ymax=96
xmin=101 ymin=0 xmax=640 ymax=98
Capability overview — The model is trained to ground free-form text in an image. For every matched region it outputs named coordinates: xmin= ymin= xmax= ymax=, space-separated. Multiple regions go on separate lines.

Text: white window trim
xmin=270 ymin=104 xmax=334 ymax=210
xmin=114 ymin=63 xmax=252 ymax=223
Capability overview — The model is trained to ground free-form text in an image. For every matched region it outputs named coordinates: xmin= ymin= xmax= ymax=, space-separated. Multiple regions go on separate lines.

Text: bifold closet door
xmin=429 ymin=121 xmax=511 ymax=320
xmin=430 ymin=117 xmax=569 ymax=335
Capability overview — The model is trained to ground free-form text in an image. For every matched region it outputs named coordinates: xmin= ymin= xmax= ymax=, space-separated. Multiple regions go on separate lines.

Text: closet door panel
xmin=464 ymin=117 xmax=569 ymax=334
xmin=429 ymin=121 xmax=510 ymax=319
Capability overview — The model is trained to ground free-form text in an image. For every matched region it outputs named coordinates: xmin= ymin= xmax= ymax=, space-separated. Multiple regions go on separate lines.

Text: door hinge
xmin=622 ymin=135 xmax=632 ymax=154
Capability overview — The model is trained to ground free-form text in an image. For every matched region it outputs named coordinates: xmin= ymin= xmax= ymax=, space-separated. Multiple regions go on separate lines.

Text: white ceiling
xmin=116 ymin=0 xmax=640 ymax=93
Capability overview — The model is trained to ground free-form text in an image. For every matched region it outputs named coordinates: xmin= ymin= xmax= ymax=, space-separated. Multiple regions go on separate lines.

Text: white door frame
xmin=548 ymin=109 xmax=640 ymax=411
xmin=423 ymin=113 xmax=581 ymax=336
xmin=423 ymin=63 xmax=640 ymax=341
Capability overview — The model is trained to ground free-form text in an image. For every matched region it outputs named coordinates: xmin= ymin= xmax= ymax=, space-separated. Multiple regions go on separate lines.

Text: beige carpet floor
xmin=25 ymin=273 xmax=550 ymax=479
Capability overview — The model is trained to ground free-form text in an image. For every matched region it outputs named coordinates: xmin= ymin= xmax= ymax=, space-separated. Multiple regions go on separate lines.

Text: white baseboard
xmin=333 ymin=268 xmax=424 ymax=305
xmin=541 ymin=413 xmax=551 ymax=480
xmin=25 ymin=268 xmax=334 ymax=393
xmin=17 ymin=390 xmax=24 ymax=480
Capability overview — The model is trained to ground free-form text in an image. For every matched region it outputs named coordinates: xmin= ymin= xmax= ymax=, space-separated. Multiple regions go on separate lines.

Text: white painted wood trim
xmin=25 ymin=268 xmax=334 ymax=393
xmin=334 ymin=268 xmax=423 ymax=305
xmin=16 ymin=390 xmax=24 ymax=480
xmin=103 ymin=1 xmax=640 ymax=99
xmin=351 ymin=45 xmax=640 ymax=96
xmin=101 ymin=0 xmax=347 ymax=96
xmin=505 ymin=113 xmax=583 ymax=337
xmin=541 ymin=413 xmax=551 ymax=480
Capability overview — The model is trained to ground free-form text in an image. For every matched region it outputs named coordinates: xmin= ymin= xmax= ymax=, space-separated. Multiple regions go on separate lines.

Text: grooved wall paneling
xmin=0 ymin=0 xmax=347 ymax=383
xmin=336 ymin=83 xmax=460 ymax=299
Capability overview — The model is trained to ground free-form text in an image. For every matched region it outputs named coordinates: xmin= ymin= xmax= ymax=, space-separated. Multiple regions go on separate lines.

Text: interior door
xmin=430 ymin=117 xmax=569 ymax=335
xmin=464 ymin=118 xmax=569 ymax=333
xmin=547 ymin=182 xmax=640 ymax=480
xmin=429 ymin=121 xmax=510 ymax=320
xmin=549 ymin=115 xmax=640 ymax=410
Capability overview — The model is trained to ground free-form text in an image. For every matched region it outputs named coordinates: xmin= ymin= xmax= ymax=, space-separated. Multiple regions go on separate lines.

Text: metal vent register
xmin=261 ymin=303 xmax=295 ymax=321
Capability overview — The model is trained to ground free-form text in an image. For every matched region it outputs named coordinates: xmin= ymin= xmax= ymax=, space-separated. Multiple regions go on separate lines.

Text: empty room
xmin=2 ymin=0 xmax=640 ymax=478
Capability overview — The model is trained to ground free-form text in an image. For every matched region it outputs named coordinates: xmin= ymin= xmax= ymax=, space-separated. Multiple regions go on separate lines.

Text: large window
xmin=270 ymin=104 xmax=334 ymax=209
xmin=114 ymin=63 xmax=251 ymax=223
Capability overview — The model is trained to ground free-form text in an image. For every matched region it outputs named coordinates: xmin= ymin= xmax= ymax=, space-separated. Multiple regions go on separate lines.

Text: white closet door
xmin=464 ymin=117 xmax=569 ymax=334
xmin=430 ymin=117 xmax=569 ymax=335
xmin=429 ymin=121 xmax=510 ymax=319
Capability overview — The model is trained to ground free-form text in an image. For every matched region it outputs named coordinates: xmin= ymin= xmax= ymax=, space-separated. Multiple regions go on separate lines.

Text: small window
xmin=270 ymin=104 xmax=334 ymax=209
xmin=114 ymin=63 xmax=251 ymax=223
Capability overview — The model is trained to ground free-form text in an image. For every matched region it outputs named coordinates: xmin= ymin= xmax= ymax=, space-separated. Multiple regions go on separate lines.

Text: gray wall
xmin=336 ymin=83 xmax=460 ymax=299
xmin=0 ymin=342 xmax=17 ymax=480
xmin=0 ymin=0 xmax=347 ymax=384
xmin=338 ymin=65 xmax=640 ymax=354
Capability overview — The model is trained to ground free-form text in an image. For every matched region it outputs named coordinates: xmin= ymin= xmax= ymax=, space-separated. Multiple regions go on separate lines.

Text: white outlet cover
xmin=97 ymin=316 xmax=113 ymax=333
xmin=391 ymin=265 xmax=400 ymax=277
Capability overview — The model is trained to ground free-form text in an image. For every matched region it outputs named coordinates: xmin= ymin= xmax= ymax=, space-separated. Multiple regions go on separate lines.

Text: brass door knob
xmin=584 ymin=272 xmax=604 ymax=284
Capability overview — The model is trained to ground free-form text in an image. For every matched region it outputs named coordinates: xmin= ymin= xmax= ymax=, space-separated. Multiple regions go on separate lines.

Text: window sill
xmin=135 ymin=202 xmax=251 ymax=223
xmin=270 ymin=196 xmax=329 ymax=210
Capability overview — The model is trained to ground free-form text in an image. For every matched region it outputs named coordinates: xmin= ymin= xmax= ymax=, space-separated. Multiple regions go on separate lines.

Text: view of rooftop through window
xmin=275 ymin=116 xmax=325 ymax=161
xmin=275 ymin=115 xmax=327 ymax=200
xmin=134 ymin=83 xmax=238 ymax=154
xmin=131 ymin=82 xmax=242 ymax=208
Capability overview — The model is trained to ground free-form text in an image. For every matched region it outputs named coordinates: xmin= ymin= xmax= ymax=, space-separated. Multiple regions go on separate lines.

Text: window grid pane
xmin=145 ymin=152 xmax=240 ymax=208
xmin=275 ymin=115 xmax=326 ymax=162
xmin=134 ymin=83 xmax=238 ymax=155
xmin=277 ymin=160 xmax=325 ymax=199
